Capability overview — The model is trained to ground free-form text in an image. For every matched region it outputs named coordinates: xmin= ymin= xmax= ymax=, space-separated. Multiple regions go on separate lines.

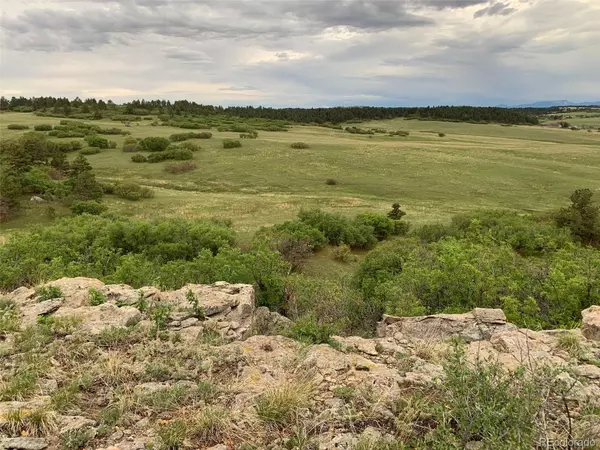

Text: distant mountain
xmin=511 ymin=100 xmax=600 ymax=108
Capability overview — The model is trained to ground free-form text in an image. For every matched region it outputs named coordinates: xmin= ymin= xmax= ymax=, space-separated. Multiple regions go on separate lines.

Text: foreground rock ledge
xmin=2 ymin=278 xmax=600 ymax=449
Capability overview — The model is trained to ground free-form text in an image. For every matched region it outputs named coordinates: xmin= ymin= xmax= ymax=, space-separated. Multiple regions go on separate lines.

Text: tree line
xmin=1 ymin=96 xmax=541 ymax=125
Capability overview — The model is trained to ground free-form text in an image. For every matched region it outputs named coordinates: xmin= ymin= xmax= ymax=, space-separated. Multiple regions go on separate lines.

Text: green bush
xmin=7 ymin=124 xmax=29 ymax=130
xmin=70 ymin=201 xmax=107 ymax=215
xmin=80 ymin=148 xmax=100 ymax=155
xmin=139 ymin=136 xmax=170 ymax=152
xmin=88 ymin=287 xmax=106 ymax=306
xmin=222 ymin=139 xmax=242 ymax=149
xmin=84 ymin=135 xmax=110 ymax=148
xmin=431 ymin=341 xmax=544 ymax=448
xmin=169 ymin=132 xmax=212 ymax=141
xmin=298 ymin=209 xmax=377 ymax=249
xmin=286 ymin=315 xmax=336 ymax=345
xmin=36 ymin=285 xmax=64 ymax=302
xmin=131 ymin=154 xmax=147 ymax=163
xmin=147 ymin=148 xmax=193 ymax=163
xmin=33 ymin=124 xmax=53 ymax=131
xmin=113 ymin=182 xmax=155 ymax=201
xmin=290 ymin=142 xmax=309 ymax=149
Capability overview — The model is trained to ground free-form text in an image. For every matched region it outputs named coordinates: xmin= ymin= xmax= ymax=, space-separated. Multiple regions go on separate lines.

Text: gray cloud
xmin=0 ymin=0 xmax=598 ymax=106
xmin=474 ymin=2 xmax=517 ymax=18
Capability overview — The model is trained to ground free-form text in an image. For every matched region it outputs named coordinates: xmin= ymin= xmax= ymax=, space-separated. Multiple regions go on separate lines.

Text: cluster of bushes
xmin=138 ymin=137 xmax=170 ymax=152
xmin=0 ymin=133 xmax=106 ymax=220
xmin=222 ymin=139 xmax=242 ymax=149
xmin=169 ymin=132 xmax=212 ymax=141
xmin=33 ymin=124 xmax=53 ymax=131
xmin=48 ymin=141 xmax=82 ymax=153
xmin=290 ymin=142 xmax=309 ymax=149
xmin=84 ymin=135 xmax=116 ymax=149
xmin=146 ymin=148 xmax=194 ymax=163
xmin=131 ymin=154 xmax=147 ymax=163
xmin=344 ymin=126 xmax=374 ymax=135
xmin=389 ymin=130 xmax=410 ymax=137
xmin=7 ymin=124 xmax=29 ymax=130
xmin=80 ymin=148 xmax=101 ymax=155
xmin=112 ymin=182 xmax=155 ymax=201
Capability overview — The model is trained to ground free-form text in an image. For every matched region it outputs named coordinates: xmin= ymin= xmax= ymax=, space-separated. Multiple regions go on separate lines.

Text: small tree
xmin=387 ymin=203 xmax=406 ymax=220
xmin=69 ymin=154 xmax=92 ymax=177
xmin=556 ymin=188 xmax=600 ymax=245
xmin=71 ymin=171 xmax=104 ymax=201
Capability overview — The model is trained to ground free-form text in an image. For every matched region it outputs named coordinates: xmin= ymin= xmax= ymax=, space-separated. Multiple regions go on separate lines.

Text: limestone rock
xmin=253 ymin=306 xmax=292 ymax=335
xmin=582 ymin=305 xmax=600 ymax=341
xmin=0 ymin=438 xmax=48 ymax=450
xmin=53 ymin=304 xmax=141 ymax=334
xmin=378 ymin=308 xmax=517 ymax=342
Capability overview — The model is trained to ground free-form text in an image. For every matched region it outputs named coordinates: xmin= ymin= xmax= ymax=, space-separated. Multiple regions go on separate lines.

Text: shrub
xmin=290 ymin=142 xmax=309 ymax=149
xmin=113 ymin=182 xmax=155 ymax=201
xmin=7 ymin=124 xmax=29 ymax=130
xmin=356 ymin=212 xmax=404 ymax=240
xmin=325 ymin=178 xmax=338 ymax=185
xmin=123 ymin=136 xmax=137 ymax=145
xmin=131 ymin=154 xmax=147 ymax=163
xmin=332 ymin=244 xmax=355 ymax=262
xmin=88 ymin=287 xmax=106 ymax=306
xmin=84 ymin=135 xmax=109 ymax=148
xmin=286 ymin=315 xmax=336 ymax=345
xmin=147 ymin=148 xmax=193 ymax=163
xmin=169 ymin=131 xmax=212 ymax=141
xmin=298 ymin=209 xmax=377 ymax=248
xmin=97 ymin=127 xmax=122 ymax=135
xmin=255 ymin=382 xmax=312 ymax=427
xmin=431 ymin=341 xmax=545 ymax=448
xmin=165 ymin=162 xmax=197 ymax=174
xmin=139 ymin=136 xmax=170 ymax=152
xmin=35 ymin=285 xmax=64 ymax=302
xmin=0 ymin=299 xmax=19 ymax=335
xmin=438 ymin=132 xmax=446 ymax=137
xmin=222 ymin=139 xmax=242 ymax=149
xmin=33 ymin=124 xmax=53 ymax=131
xmin=70 ymin=201 xmax=107 ymax=215
xmin=80 ymin=148 xmax=100 ymax=155
xmin=179 ymin=141 xmax=200 ymax=152
xmin=48 ymin=140 xmax=82 ymax=153
xmin=156 ymin=419 xmax=188 ymax=449
xmin=389 ymin=130 xmax=410 ymax=137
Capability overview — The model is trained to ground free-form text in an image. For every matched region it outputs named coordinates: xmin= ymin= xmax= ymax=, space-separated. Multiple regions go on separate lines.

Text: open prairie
xmin=2 ymin=111 xmax=599 ymax=239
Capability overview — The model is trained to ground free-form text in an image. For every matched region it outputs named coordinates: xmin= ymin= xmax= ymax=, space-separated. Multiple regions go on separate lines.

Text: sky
xmin=0 ymin=0 xmax=598 ymax=107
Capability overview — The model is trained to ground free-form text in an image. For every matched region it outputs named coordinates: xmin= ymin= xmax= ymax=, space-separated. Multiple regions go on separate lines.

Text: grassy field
xmin=2 ymin=111 xmax=600 ymax=241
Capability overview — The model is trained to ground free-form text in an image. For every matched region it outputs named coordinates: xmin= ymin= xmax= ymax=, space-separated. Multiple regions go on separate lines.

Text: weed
xmin=255 ymin=382 xmax=312 ymax=427
xmin=556 ymin=333 xmax=582 ymax=360
xmin=0 ymin=298 xmax=19 ymax=334
xmin=190 ymin=406 xmax=231 ymax=444
xmin=157 ymin=419 xmax=189 ymax=449
xmin=0 ymin=369 xmax=37 ymax=401
xmin=186 ymin=289 xmax=205 ymax=320
xmin=59 ymin=427 xmax=94 ymax=450
xmin=89 ymin=287 xmax=107 ymax=306
xmin=35 ymin=285 xmax=64 ymax=302
xmin=333 ymin=386 xmax=355 ymax=402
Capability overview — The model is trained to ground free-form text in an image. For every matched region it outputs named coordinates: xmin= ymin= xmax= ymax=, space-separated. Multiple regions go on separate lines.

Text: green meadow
xmin=2 ymin=111 xmax=599 ymax=240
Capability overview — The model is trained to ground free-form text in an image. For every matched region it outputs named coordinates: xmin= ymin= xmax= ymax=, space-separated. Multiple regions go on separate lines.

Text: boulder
xmin=53 ymin=304 xmax=141 ymax=335
xmin=0 ymin=438 xmax=48 ymax=450
xmin=378 ymin=308 xmax=517 ymax=342
xmin=582 ymin=305 xmax=600 ymax=341
xmin=253 ymin=306 xmax=292 ymax=335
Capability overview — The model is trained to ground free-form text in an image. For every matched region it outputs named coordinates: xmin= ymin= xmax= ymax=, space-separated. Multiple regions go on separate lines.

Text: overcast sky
xmin=0 ymin=0 xmax=598 ymax=107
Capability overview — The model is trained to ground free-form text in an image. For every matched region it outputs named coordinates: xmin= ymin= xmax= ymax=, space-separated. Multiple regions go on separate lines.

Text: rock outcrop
xmin=1 ymin=278 xmax=599 ymax=450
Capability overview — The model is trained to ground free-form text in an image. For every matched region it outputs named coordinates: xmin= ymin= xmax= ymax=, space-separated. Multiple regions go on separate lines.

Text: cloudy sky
xmin=0 ymin=0 xmax=598 ymax=107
